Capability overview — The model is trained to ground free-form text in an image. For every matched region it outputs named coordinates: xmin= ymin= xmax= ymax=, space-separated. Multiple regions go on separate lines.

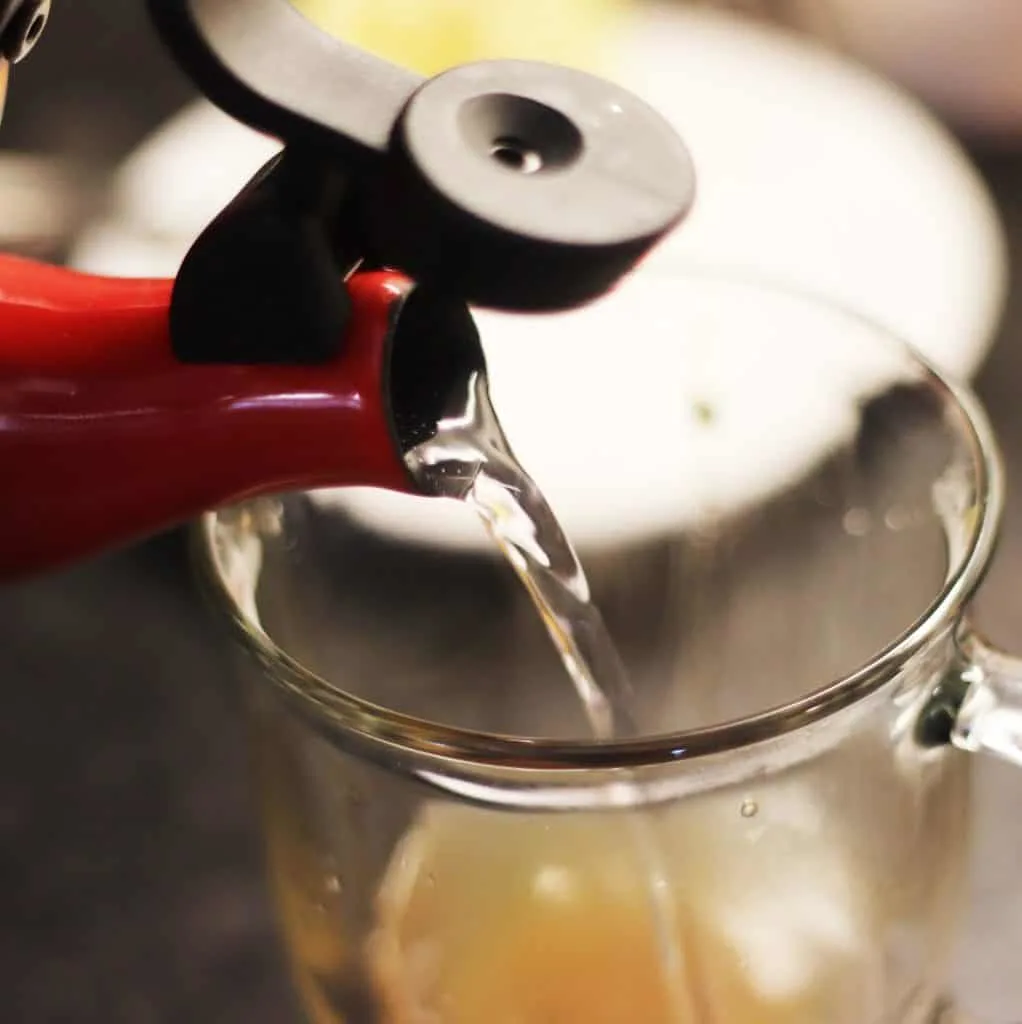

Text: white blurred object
xmin=626 ymin=6 xmax=1004 ymax=381
xmin=669 ymin=783 xmax=875 ymax=1012
xmin=69 ymin=5 xmax=1006 ymax=551
xmin=778 ymin=0 xmax=1022 ymax=137
xmin=337 ymin=273 xmax=912 ymax=552
xmin=71 ymin=6 xmax=1005 ymax=381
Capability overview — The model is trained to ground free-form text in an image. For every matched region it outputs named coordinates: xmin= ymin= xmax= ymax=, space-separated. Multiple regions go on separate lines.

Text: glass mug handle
xmin=938 ymin=630 xmax=1022 ymax=764
xmin=920 ymin=633 xmax=1022 ymax=1024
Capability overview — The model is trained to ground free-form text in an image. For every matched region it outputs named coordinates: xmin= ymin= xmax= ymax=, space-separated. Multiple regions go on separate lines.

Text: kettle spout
xmin=0 ymin=257 xmax=485 ymax=580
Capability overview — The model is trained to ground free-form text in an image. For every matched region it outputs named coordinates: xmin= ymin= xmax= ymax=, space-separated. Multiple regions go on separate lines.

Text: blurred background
xmin=3 ymin=0 xmax=1022 ymax=1020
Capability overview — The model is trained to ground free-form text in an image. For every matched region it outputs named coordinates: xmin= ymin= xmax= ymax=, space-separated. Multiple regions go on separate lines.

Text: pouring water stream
xmin=405 ymin=368 xmax=694 ymax=1020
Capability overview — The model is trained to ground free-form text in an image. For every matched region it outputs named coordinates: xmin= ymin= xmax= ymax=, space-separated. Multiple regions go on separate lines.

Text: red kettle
xmin=0 ymin=0 xmax=695 ymax=581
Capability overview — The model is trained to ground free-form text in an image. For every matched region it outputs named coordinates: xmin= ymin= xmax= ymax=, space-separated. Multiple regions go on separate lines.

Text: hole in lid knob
xmin=490 ymin=137 xmax=544 ymax=174
xmin=459 ymin=94 xmax=584 ymax=175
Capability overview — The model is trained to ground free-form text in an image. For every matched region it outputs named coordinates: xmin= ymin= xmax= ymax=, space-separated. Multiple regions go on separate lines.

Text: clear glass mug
xmin=197 ymin=274 xmax=1022 ymax=1023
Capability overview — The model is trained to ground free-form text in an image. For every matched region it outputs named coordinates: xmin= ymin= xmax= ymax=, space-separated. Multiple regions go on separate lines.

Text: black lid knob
xmin=370 ymin=60 xmax=695 ymax=310
xmin=149 ymin=0 xmax=696 ymax=313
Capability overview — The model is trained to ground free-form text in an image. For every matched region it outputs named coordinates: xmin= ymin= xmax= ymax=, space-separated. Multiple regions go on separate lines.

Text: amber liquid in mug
xmin=261 ymin=372 xmax=970 ymax=1023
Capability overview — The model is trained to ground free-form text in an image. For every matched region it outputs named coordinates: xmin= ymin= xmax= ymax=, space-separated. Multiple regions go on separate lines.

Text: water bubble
xmin=740 ymin=798 xmax=759 ymax=818
xmin=842 ymin=507 xmax=872 ymax=537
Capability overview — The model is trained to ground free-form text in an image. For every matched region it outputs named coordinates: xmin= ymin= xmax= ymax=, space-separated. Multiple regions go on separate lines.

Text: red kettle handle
xmin=0 ymin=255 xmax=412 ymax=581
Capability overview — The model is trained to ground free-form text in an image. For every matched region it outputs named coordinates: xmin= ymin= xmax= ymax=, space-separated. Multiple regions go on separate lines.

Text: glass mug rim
xmin=195 ymin=279 xmax=1004 ymax=771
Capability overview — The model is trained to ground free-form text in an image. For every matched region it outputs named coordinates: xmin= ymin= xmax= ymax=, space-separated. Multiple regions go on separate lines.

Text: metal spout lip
xmin=382 ymin=279 xmax=487 ymax=463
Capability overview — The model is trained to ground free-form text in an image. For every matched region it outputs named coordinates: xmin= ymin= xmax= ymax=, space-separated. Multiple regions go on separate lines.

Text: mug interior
xmin=198 ymin=274 xmax=1002 ymax=766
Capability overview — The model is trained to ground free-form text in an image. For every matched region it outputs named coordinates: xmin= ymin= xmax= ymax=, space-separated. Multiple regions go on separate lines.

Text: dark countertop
xmin=0 ymin=537 xmax=302 ymax=1023
xmin=3 ymin=5 xmax=1022 ymax=1022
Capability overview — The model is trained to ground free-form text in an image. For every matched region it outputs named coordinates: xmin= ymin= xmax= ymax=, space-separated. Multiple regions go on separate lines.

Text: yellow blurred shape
xmin=290 ymin=0 xmax=626 ymax=75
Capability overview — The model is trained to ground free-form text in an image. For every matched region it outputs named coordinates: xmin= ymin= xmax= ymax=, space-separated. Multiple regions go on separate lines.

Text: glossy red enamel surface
xmin=0 ymin=256 xmax=413 ymax=580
